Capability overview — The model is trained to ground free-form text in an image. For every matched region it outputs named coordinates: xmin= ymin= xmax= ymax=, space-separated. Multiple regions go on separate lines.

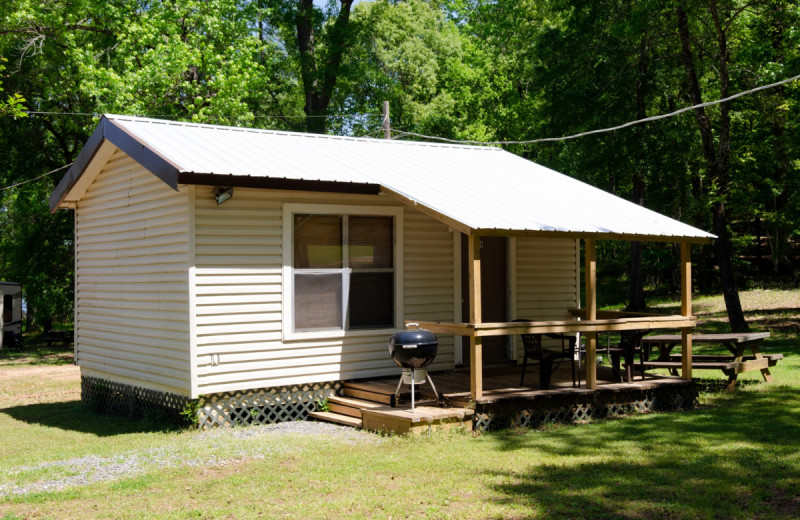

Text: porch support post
xmin=680 ymin=242 xmax=693 ymax=380
xmin=468 ymin=233 xmax=483 ymax=400
xmin=585 ymin=238 xmax=597 ymax=390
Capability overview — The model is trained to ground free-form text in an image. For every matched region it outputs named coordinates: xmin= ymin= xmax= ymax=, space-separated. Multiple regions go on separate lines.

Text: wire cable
xmin=1 ymin=163 xmax=72 ymax=191
xmin=25 ymin=110 xmax=383 ymax=120
xmin=391 ymin=73 xmax=800 ymax=145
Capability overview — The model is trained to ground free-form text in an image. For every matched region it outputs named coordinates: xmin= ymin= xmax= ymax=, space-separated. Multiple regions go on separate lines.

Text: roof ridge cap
xmin=102 ymin=114 xmax=502 ymax=152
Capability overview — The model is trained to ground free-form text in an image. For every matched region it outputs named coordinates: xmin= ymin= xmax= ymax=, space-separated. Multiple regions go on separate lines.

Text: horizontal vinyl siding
xmin=193 ymin=189 xmax=457 ymax=394
xmin=514 ymin=237 xmax=580 ymax=357
xmin=193 ymin=186 xmax=283 ymax=393
xmin=75 ymin=150 xmax=190 ymax=395
xmin=403 ymin=208 xmax=455 ymax=371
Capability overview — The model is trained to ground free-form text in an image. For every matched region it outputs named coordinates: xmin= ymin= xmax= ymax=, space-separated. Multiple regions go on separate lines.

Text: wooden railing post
xmin=681 ymin=242 xmax=693 ymax=380
xmin=468 ymin=234 xmax=483 ymax=400
xmin=585 ymin=238 xmax=597 ymax=389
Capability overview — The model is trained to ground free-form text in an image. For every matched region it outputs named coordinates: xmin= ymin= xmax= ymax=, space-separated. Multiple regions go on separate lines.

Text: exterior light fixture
xmin=214 ymin=187 xmax=234 ymax=205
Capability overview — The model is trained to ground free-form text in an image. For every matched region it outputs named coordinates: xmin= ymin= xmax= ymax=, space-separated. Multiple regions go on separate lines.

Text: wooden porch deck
xmin=337 ymin=363 xmax=697 ymax=432
xmin=349 ymin=363 xmax=683 ymax=406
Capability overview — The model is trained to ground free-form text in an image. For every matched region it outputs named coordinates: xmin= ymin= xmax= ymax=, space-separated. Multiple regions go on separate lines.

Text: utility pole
xmin=382 ymin=101 xmax=391 ymax=139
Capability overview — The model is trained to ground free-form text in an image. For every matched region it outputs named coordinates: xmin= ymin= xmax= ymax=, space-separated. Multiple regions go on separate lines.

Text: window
xmin=286 ymin=205 xmax=401 ymax=336
xmin=2 ymin=295 xmax=11 ymax=323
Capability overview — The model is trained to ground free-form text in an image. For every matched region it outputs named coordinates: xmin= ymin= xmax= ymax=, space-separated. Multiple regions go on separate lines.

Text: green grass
xmin=1 ymin=289 xmax=799 ymax=519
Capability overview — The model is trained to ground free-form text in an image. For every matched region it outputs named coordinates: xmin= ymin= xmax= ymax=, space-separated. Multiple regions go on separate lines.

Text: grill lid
xmin=388 ymin=329 xmax=437 ymax=349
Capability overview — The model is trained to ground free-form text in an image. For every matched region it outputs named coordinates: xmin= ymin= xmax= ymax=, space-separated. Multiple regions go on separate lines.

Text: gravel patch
xmin=1 ymin=420 xmax=378 ymax=497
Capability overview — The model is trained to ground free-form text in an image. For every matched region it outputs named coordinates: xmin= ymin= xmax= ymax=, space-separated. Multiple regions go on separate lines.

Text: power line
xmin=1 ymin=163 xmax=72 ymax=192
xmin=25 ymin=111 xmax=383 ymax=120
xmin=391 ymin=73 xmax=800 ymax=145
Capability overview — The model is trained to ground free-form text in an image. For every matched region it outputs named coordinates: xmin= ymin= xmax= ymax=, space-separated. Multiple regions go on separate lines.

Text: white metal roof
xmin=52 ymin=114 xmax=714 ymax=242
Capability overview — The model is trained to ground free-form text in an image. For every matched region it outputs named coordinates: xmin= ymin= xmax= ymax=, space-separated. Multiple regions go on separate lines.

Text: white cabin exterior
xmin=51 ymin=115 xmax=712 ymax=404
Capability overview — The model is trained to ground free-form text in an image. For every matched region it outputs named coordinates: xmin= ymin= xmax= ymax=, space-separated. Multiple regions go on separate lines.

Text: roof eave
xmin=49 ymin=116 xmax=182 ymax=213
xmin=475 ymin=228 xmax=715 ymax=243
xmin=177 ymin=172 xmax=381 ymax=195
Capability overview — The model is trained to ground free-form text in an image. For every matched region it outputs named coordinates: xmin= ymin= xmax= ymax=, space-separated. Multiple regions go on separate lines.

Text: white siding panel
xmin=75 ymin=150 xmax=190 ymax=396
xmin=194 ymin=186 xmax=285 ymax=394
xmin=193 ymin=189 xmax=457 ymax=394
xmin=514 ymin=237 xmax=580 ymax=359
xmin=403 ymin=207 xmax=455 ymax=371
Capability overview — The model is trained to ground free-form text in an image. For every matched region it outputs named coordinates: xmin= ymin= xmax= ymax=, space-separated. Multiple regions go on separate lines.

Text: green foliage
xmin=0 ymin=0 xmax=798 ymax=322
xmin=0 ymin=57 xmax=27 ymax=118
xmin=315 ymin=397 xmax=330 ymax=412
xmin=180 ymin=397 xmax=204 ymax=428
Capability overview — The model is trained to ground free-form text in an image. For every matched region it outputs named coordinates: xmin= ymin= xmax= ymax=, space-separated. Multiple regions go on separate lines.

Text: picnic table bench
xmin=43 ymin=329 xmax=74 ymax=348
xmin=640 ymin=332 xmax=778 ymax=392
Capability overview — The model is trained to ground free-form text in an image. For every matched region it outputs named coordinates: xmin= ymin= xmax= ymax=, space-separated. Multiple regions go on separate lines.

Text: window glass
xmin=349 ymin=272 xmax=394 ymax=329
xmin=3 ymin=295 xmax=11 ymax=322
xmin=294 ymin=273 xmax=343 ymax=330
xmin=349 ymin=216 xmax=393 ymax=268
xmin=294 ymin=214 xmax=342 ymax=268
xmin=292 ymin=212 xmax=394 ymax=333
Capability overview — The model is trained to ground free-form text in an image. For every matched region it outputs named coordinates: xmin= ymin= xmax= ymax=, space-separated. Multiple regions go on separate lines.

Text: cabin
xmin=0 ymin=282 xmax=23 ymax=350
xmin=50 ymin=115 xmax=714 ymax=428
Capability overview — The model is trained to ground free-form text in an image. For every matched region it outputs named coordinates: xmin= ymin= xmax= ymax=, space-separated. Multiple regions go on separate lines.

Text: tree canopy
xmin=1 ymin=0 xmax=798 ymax=329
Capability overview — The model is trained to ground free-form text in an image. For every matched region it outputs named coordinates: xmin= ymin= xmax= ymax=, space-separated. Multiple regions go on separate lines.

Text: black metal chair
xmin=514 ymin=319 xmax=578 ymax=389
xmin=607 ymin=329 xmax=647 ymax=382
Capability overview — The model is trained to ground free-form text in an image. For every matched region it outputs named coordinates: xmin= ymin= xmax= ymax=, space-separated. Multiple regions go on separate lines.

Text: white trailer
xmin=0 ymin=282 xmax=23 ymax=350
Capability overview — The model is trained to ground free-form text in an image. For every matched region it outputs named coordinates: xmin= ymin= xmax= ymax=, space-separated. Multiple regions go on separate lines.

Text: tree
xmin=0 ymin=57 xmax=26 ymax=118
xmin=333 ymin=0 xmax=497 ymax=140
xmin=675 ymin=1 xmax=750 ymax=331
xmin=260 ymin=0 xmax=356 ymax=134
xmin=0 ymin=0 xmax=294 ymax=328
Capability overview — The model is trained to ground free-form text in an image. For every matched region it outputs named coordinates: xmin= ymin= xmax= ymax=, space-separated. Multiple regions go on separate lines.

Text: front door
xmin=461 ymin=235 xmax=509 ymax=364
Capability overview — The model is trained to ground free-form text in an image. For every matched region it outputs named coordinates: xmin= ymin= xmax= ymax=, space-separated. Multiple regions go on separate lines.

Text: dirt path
xmin=0 ymin=363 xmax=79 ymax=383
xmin=0 ymin=364 xmax=81 ymax=407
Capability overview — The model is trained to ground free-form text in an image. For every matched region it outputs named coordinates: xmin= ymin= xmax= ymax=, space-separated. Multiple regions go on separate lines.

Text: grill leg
xmin=411 ymin=368 xmax=416 ymax=413
xmin=394 ymin=375 xmax=404 ymax=408
xmin=426 ymin=373 xmax=442 ymax=406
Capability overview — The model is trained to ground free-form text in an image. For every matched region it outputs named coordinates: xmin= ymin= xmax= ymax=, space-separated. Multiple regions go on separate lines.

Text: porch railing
xmin=407 ymin=310 xmax=695 ymax=398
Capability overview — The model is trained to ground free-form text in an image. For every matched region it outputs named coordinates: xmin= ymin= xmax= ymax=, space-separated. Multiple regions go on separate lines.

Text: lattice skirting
xmin=198 ymin=382 xmax=342 ymax=429
xmin=82 ymin=376 xmax=342 ymax=429
xmin=472 ymin=382 xmax=698 ymax=431
xmin=82 ymin=376 xmax=191 ymax=424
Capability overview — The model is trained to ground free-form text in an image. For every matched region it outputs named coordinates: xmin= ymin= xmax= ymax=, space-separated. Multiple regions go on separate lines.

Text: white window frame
xmin=282 ymin=203 xmax=404 ymax=341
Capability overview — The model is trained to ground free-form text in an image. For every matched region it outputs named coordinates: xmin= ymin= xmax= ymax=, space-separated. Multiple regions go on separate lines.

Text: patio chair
xmin=607 ymin=329 xmax=647 ymax=382
xmin=514 ymin=319 xmax=579 ymax=390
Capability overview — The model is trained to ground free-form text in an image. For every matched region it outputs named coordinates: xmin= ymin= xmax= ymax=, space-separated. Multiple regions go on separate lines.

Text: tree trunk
xmin=296 ymin=0 xmax=354 ymax=134
xmin=628 ymin=36 xmax=649 ymax=312
xmin=676 ymin=2 xmax=748 ymax=331
xmin=768 ymin=5 xmax=790 ymax=274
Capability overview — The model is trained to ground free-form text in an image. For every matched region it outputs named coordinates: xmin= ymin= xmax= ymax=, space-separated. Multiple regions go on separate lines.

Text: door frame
xmin=454 ymin=234 xmax=516 ymax=365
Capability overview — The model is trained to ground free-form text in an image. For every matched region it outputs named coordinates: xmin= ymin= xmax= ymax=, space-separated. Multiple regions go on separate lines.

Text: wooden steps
xmin=308 ymin=411 xmax=362 ymax=428
xmin=310 ymin=384 xmax=401 ymax=429
xmin=310 ymin=381 xmax=472 ymax=434
xmin=328 ymin=395 xmax=386 ymax=419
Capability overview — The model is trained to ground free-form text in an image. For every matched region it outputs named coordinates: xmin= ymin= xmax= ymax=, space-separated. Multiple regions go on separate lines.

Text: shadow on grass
xmin=1 ymin=400 xmax=183 ymax=436
xmin=485 ymin=386 xmax=800 ymax=518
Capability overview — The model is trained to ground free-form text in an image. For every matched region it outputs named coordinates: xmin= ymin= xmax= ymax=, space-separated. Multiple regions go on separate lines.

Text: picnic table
xmin=43 ymin=329 xmax=74 ymax=348
xmin=640 ymin=332 xmax=781 ymax=392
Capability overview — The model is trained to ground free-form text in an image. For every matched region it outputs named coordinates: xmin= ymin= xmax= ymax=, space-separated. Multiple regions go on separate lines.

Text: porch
xmin=310 ymin=237 xmax=702 ymax=434
xmin=312 ymin=363 xmax=696 ymax=433
xmin=429 ymin=237 xmax=699 ymax=401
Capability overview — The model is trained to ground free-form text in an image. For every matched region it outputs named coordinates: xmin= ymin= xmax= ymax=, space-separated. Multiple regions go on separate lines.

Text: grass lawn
xmin=1 ymin=289 xmax=799 ymax=519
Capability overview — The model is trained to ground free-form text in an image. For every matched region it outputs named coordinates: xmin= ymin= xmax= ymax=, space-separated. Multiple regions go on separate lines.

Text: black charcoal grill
xmin=388 ymin=324 xmax=441 ymax=411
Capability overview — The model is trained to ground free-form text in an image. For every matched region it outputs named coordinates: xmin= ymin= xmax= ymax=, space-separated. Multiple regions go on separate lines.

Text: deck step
xmin=342 ymin=381 xmax=438 ymax=406
xmin=309 ymin=411 xmax=363 ymax=428
xmin=341 ymin=385 xmax=397 ymax=406
xmin=327 ymin=396 xmax=386 ymax=419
